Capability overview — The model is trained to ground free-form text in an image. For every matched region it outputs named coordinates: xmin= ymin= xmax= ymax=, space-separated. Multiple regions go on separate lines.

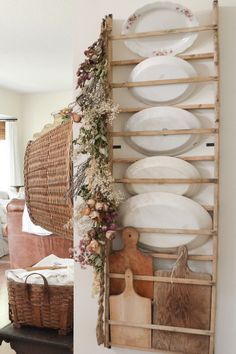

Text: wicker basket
xmin=24 ymin=120 xmax=73 ymax=239
xmin=8 ymin=273 xmax=73 ymax=335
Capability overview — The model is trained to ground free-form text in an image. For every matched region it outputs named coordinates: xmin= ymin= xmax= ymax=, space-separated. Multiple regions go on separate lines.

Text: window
xmin=0 ymin=122 xmax=10 ymax=190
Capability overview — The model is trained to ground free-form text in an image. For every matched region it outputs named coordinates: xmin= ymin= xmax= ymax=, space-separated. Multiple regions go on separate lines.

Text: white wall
xmin=21 ymin=90 xmax=73 ymax=160
xmin=0 ymin=87 xmax=73 ymax=177
xmin=73 ymin=1 xmax=236 ymax=354
xmin=0 ymin=86 xmax=24 ymax=171
xmin=0 ymin=87 xmax=23 ymax=118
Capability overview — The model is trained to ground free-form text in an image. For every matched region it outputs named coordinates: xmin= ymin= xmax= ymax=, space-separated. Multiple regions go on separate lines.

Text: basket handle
xmin=25 ymin=273 xmax=50 ymax=305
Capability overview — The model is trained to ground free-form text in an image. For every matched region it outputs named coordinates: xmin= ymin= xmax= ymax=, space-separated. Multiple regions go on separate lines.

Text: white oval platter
xmin=122 ymin=1 xmax=199 ymax=57
xmin=125 ymin=156 xmax=201 ymax=197
xmin=119 ymin=192 xmax=212 ymax=251
xmin=125 ymin=106 xmax=201 ymax=156
xmin=129 ymin=56 xmax=196 ymax=104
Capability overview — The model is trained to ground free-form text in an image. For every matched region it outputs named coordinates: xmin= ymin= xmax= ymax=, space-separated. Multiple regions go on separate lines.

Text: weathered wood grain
xmin=109 ymin=227 xmax=153 ymax=299
xmin=152 ymin=246 xmax=211 ymax=354
xmin=110 ymin=268 xmax=151 ymax=348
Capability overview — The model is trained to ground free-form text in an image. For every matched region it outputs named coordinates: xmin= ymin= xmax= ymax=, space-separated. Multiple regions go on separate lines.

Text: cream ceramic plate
xmin=125 ymin=106 xmax=201 ymax=156
xmin=129 ymin=56 xmax=196 ymax=104
xmin=119 ymin=192 xmax=212 ymax=251
xmin=122 ymin=2 xmax=199 ymax=57
xmin=125 ymin=156 xmax=201 ymax=197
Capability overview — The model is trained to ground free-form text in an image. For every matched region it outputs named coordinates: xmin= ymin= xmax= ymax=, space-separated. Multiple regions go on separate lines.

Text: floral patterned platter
xmin=122 ymin=1 xmax=199 ymax=57
xmin=119 ymin=192 xmax=212 ymax=252
xmin=129 ymin=56 xmax=197 ymax=105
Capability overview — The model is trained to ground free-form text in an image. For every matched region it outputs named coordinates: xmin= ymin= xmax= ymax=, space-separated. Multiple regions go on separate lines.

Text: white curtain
xmin=6 ymin=121 xmax=23 ymax=187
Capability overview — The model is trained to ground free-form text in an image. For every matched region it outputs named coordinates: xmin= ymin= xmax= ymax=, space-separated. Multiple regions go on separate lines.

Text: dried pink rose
xmin=87 ymin=199 xmax=96 ymax=208
xmin=88 ymin=228 xmax=96 ymax=237
xmin=90 ymin=211 xmax=100 ymax=220
xmin=95 ymin=202 xmax=104 ymax=211
xmin=103 ymin=203 xmax=109 ymax=211
xmin=86 ymin=240 xmax=101 ymax=254
xmin=83 ymin=207 xmax=91 ymax=216
xmin=105 ymin=230 xmax=116 ymax=240
xmin=83 ymin=235 xmax=91 ymax=243
xmin=109 ymin=223 xmax=117 ymax=231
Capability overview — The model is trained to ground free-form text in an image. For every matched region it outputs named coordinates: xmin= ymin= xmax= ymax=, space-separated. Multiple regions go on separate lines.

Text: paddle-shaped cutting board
xmin=152 ymin=246 xmax=211 ymax=354
xmin=109 ymin=227 xmax=153 ymax=299
xmin=110 ymin=268 xmax=152 ymax=348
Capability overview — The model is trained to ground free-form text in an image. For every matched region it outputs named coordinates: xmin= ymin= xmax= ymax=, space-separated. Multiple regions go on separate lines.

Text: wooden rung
xmin=110 ymin=343 xmax=182 ymax=354
xmin=112 ymin=76 xmax=218 ymax=88
xmin=109 ymin=273 xmax=214 ymax=286
xmin=118 ymin=203 xmax=213 ymax=213
xmin=120 ymin=227 xmax=216 ymax=236
xmin=112 ymin=52 xmax=215 ymax=66
xmin=110 ymin=24 xmax=217 ymax=40
xmin=108 ymin=320 xmax=213 ymax=336
xmin=142 ymin=253 xmax=214 ymax=261
xmin=180 ymin=155 xmax=215 ymax=161
xmin=119 ymin=103 xmax=215 ymax=112
xmin=112 ymin=128 xmax=217 ymax=137
xmin=113 ymin=156 xmax=215 ymax=163
xmin=115 ymin=178 xmax=217 ymax=184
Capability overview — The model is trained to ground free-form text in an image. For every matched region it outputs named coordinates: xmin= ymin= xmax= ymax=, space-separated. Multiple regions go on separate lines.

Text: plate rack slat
xmin=104 ymin=1 xmax=220 ymax=352
xmin=111 ymin=76 xmax=218 ymax=88
xmin=110 ymin=24 xmax=217 ymax=40
xmin=119 ymin=103 xmax=215 ymax=112
xmin=114 ymin=178 xmax=217 ymax=184
xmin=109 ymin=274 xmax=214 ymax=286
xmin=112 ymin=128 xmax=217 ymax=136
xmin=108 ymin=321 xmax=213 ymax=336
xmin=116 ymin=227 xmax=216 ymax=236
xmin=112 ymin=52 xmax=215 ymax=66
xmin=113 ymin=156 xmax=215 ymax=163
xmin=143 ymin=253 xmax=214 ymax=262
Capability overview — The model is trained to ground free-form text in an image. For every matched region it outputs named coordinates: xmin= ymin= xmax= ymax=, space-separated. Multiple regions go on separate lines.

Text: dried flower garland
xmin=70 ymin=16 xmax=122 ymax=344
xmin=72 ymin=27 xmax=121 ymax=275
xmin=52 ymin=106 xmax=82 ymax=124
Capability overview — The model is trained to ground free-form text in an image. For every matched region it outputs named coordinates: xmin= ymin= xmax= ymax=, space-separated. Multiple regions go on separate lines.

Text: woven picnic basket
xmin=24 ymin=120 xmax=73 ymax=239
xmin=8 ymin=273 xmax=73 ymax=335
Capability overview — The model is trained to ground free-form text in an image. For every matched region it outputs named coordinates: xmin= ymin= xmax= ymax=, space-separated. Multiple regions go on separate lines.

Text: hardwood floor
xmin=0 ymin=256 xmax=16 ymax=353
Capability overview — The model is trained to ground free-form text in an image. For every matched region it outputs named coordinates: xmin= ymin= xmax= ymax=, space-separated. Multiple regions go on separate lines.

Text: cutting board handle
xmin=124 ymin=268 xmax=136 ymax=295
xmin=172 ymin=246 xmax=189 ymax=277
xmin=122 ymin=227 xmax=139 ymax=249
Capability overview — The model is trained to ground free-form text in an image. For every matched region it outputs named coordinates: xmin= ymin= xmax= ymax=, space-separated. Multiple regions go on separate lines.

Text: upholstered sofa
xmin=7 ymin=199 xmax=73 ymax=268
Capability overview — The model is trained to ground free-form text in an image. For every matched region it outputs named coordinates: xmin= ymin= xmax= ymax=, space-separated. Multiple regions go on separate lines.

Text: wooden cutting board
xmin=152 ymin=246 xmax=211 ymax=354
xmin=109 ymin=227 xmax=153 ymax=299
xmin=110 ymin=268 xmax=151 ymax=348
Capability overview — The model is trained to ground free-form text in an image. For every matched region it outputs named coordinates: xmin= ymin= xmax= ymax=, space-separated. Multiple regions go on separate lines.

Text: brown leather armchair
xmin=7 ymin=199 xmax=73 ymax=268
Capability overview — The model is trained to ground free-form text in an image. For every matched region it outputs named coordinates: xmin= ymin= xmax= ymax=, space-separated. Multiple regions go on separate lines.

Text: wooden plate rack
xmin=103 ymin=1 xmax=220 ymax=353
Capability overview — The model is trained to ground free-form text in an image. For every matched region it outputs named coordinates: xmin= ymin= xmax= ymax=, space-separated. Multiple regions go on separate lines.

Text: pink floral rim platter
xmin=122 ymin=1 xmax=199 ymax=57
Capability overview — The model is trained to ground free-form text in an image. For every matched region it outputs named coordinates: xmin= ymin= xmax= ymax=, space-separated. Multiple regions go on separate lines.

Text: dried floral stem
xmin=70 ymin=17 xmax=122 ymax=346
xmin=68 ymin=157 xmax=91 ymax=198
